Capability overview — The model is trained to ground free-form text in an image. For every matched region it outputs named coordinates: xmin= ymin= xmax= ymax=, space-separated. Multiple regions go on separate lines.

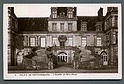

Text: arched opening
xmin=100 ymin=51 xmax=108 ymax=65
xmin=57 ymin=52 xmax=68 ymax=62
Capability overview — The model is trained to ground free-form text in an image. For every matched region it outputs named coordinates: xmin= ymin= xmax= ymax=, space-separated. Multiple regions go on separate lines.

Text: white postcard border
xmin=3 ymin=3 xmax=122 ymax=80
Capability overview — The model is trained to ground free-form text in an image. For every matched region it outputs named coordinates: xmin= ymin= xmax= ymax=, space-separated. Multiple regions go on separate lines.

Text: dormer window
xmin=81 ymin=21 xmax=87 ymax=31
xmin=51 ymin=7 xmax=57 ymax=18
xmin=59 ymin=12 xmax=65 ymax=18
xmin=95 ymin=22 xmax=102 ymax=31
xmin=96 ymin=25 xmax=102 ymax=31
xmin=68 ymin=11 xmax=73 ymax=18
xmin=52 ymin=11 xmax=57 ymax=18
xmin=67 ymin=7 xmax=73 ymax=18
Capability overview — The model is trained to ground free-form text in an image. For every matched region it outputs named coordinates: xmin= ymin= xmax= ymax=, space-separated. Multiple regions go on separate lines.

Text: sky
xmin=5 ymin=4 xmax=120 ymax=17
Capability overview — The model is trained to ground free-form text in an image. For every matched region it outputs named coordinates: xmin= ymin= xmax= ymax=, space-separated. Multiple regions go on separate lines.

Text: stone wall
xmin=48 ymin=21 xmax=77 ymax=32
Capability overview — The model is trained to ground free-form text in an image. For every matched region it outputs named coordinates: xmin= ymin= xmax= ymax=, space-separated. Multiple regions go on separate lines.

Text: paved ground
xmin=8 ymin=62 xmax=118 ymax=73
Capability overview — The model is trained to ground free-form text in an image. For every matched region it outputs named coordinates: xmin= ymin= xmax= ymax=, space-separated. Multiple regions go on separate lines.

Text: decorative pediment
xmin=58 ymin=35 xmax=67 ymax=42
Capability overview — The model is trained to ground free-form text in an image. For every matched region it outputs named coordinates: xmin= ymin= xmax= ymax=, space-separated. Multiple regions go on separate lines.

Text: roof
xmin=77 ymin=16 xmax=99 ymax=31
xmin=18 ymin=17 xmax=48 ymax=31
xmin=56 ymin=7 xmax=76 ymax=17
xmin=57 ymin=7 xmax=67 ymax=16
xmin=18 ymin=16 xmax=103 ymax=32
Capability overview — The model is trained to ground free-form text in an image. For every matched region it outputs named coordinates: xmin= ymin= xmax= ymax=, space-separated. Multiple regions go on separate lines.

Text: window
xmin=68 ymin=11 xmax=73 ymax=18
xmin=60 ymin=42 xmax=65 ymax=46
xmin=52 ymin=37 xmax=57 ymax=46
xmin=97 ymin=37 xmax=102 ymax=46
xmin=115 ymin=16 xmax=118 ymax=27
xmin=68 ymin=37 xmax=73 ymax=46
xmin=96 ymin=25 xmax=102 ymax=31
xmin=68 ymin=23 xmax=72 ymax=31
xmin=8 ymin=33 xmax=11 ymax=44
xmin=101 ymin=52 xmax=108 ymax=65
xmin=104 ymin=21 xmax=107 ymax=30
xmin=52 ymin=11 xmax=57 ymax=18
xmin=106 ymin=19 xmax=110 ymax=28
xmin=106 ymin=33 xmax=110 ymax=46
xmin=82 ymin=37 xmax=87 ymax=47
xmin=116 ymin=32 xmax=118 ymax=44
xmin=81 ymin=24 xmax=87 ymax=31
xmin=103 ymin=55 xmax=108 ymax=65
xmin=52 ymin=23 xmax=57 ymax=31
xmin=30 ymin=37 xmax=36 ymax=46
xmin=8 ymin=47 xmax=11 ymax=64
xmin=112 ymin=32 xmax=118 ymax=44
xmin=40 ymin=38 xmax=46 ymax=47
xmin=60 ymin=23 xmax=64 ymax=32
xmin=59 ymin=12 xmax=65 ymax=18
xmin=112 ymin=16 xmax=118 ymax=27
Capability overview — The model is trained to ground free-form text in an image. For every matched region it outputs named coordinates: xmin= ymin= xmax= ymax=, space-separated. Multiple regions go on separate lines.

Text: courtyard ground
xmin=8 ymin=62 xmax=118 ymax=73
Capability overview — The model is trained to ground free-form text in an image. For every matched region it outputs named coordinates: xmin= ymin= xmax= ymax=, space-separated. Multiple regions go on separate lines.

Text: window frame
xmin=30 ymin=37 xmax=36 ymax=47
xmin=60 ymin=23 xmax=64 ymax=32
xmin=52 ymin=37 xmax=57 ymax=46
xmin=52 ymin=23 xmax=57 ymax=31
xmin=68 ymin=37 xmax=73 ymax=46
xmin=40 ymin=37 xmax=46 ymax=47
xmin=82 ymin=37 xmax=87 ymax=47
xmin=68 ymin=23 xmax=72 ymax=31
xmin=96 ymin=37 xmax=102 ymax=46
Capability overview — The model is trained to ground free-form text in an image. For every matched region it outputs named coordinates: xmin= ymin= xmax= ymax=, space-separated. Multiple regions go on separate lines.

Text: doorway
xmin=100 ymin=51 xmax=108 ymax=65
xmin=58 ymin=53 xmax=68 ymax=62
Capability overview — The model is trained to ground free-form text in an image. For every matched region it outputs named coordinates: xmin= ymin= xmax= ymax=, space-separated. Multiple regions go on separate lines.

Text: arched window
xmin=100 ymin=51 xmax=108 ymax=65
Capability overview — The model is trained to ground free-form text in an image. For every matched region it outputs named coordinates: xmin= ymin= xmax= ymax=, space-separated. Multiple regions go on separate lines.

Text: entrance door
xmin=58 ymin=53 xmax=67 ymax=62
xmin=100 ymin=51 xmax=108 ymax=65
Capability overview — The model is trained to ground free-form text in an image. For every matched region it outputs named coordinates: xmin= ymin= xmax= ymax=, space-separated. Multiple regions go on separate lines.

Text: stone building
xmin=7 ymin=7 xmax=118 ymax=66
xmin=104 ymin=7 xmax=118 ymax=65
xmin=8 ymin=7 xmax=18 ymax=66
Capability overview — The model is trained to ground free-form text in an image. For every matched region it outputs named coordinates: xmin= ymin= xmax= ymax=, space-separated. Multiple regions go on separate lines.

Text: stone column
xmin=50 ymin=35 xmax=52 ymax=47
xmin=67 ymin=51 xmax=69 ymax=63
xmin=24 ymin=36 xmax=27 ymax=47
xmin=37 ymin=36 xmax=40 ymax=47
xmin=27 ymin=36 xmax=29 ymax=46
xmin=35 ymin=36 xmax=37 ymax=46
xmin=94 ymin=35 xmax=97 ymax=46
xmin=110 ymin=45 xmax=114 ymax=65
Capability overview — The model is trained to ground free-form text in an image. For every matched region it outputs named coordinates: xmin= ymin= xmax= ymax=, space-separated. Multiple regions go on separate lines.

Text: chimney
xmin=74 ymin=7 xmax=77 ymax=17
xmin=8 ymin=7 xmax=14 ymax=14
xmin=98 ymin=7 xmax=103 ymax=21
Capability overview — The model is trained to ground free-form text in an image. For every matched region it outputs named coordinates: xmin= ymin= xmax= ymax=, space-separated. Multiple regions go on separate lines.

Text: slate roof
xmin=77 ymin=16 xmax=99 ymax=31
xmin=18 ymin=17 xmax=48 ymax=31
xmin=18 ymin=16 xmax=104 ymax=32
xmin=57 ymin=7 xmax=76 ymax=17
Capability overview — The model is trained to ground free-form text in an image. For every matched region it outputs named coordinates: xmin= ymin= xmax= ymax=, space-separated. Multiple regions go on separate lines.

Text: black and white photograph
xmin=3 ymin=4 xmax=122 ymax=80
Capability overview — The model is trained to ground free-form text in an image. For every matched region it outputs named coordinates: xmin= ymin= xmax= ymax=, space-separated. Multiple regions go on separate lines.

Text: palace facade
xmin=8 ymin=7 xmax=118 ymax=66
